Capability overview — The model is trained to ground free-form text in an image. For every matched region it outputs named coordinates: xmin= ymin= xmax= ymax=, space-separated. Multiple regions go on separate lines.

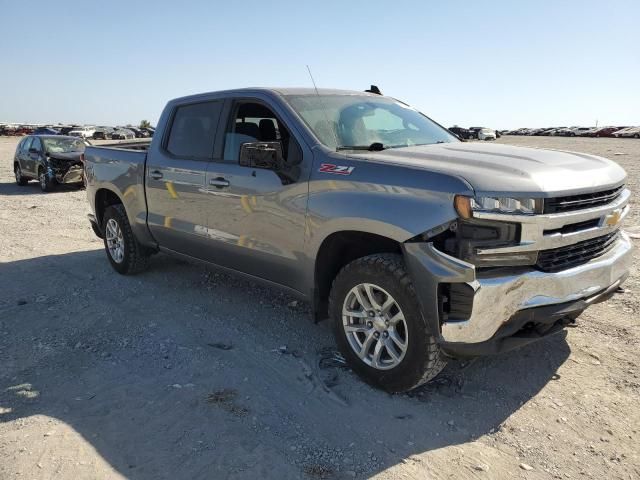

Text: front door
xmin=26 ymin=136 xmax=44 ymax=176
xmin=202 ymin=99 xmax=311 ymax=291
xmin=145 ymin=100 xmax=225 ymax=258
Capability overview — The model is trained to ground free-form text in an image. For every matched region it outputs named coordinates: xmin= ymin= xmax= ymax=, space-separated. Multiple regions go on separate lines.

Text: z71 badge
xmin=319 ymin=163 xmax=355 ymax=175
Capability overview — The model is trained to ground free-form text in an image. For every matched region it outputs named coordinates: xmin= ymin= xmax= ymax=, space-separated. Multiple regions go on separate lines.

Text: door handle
xmin=150 ymin=170 xmax=163 ymax=180
xmin=209 ymin=177 xmax=230 ymax=188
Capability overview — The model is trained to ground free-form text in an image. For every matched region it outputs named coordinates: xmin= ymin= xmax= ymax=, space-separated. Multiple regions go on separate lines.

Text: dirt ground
xmin=0 ymin=135 xmax=638 ymax=480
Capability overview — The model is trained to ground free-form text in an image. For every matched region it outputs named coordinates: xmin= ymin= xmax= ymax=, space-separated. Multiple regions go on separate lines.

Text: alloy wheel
xmin=105 ymin=218 xmax=125 ymax=263
xmin=342 ymin=283 xmax=408 ymax=370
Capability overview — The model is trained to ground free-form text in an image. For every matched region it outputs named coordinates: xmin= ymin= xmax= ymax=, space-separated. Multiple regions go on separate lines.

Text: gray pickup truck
xmin=84 ymin=88 xmax=632 ymax=392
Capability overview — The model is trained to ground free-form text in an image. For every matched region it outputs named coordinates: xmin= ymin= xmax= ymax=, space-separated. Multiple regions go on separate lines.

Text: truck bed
xmin=93 ymin=139 xmax=152 ymax=151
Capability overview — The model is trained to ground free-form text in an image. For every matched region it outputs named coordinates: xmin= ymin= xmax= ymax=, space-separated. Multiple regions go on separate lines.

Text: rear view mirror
xmin=239 ymin=142 xmax=283 ymax=170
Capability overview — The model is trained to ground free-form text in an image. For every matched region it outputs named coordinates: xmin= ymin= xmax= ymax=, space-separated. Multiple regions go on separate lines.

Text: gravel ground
xmin=0 ymin=136 xmax=638 ymax=480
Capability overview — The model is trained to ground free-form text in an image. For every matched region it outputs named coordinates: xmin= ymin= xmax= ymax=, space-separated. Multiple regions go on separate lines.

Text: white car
xmin=477 ymin=128 xmax=497 ymax=140
xmin=571 ymin=127 xmax=596 ymax=137
xmin=613 ymin=127 xmax=640 ymax=138
xmin=68 ymin=126 xmax=96 ymax=139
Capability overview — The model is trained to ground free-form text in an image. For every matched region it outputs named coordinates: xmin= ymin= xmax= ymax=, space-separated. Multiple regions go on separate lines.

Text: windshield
xmin=43 ymin=137 xmax=86 ymax=153
xmin=286 ymin=94 xmax=457 ymax=149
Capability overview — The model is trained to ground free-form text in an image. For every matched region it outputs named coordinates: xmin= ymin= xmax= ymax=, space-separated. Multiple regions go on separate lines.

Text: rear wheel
xmin=634 ymin=133 xmax=639 ymax=139
xmin=14 ymin=164 xmax=28 ymax=186
xmin=102 ymin=204 xmax=150 ymax=274
xmin=329 ymin=253 xmax=446 ymax=392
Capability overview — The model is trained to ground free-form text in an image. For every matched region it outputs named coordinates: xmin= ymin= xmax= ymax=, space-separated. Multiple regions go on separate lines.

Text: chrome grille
xmin=544 ymin=186 xmax=624 ymax=214
xmin=536 ymin=231 xmax=620 ymax=272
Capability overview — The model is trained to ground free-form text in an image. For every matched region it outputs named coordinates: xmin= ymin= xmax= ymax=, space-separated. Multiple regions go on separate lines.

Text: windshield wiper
xmin=337 ymin=142 xmax=386 ymax=152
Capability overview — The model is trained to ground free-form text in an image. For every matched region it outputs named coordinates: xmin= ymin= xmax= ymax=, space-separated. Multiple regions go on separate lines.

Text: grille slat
xmin=536 ymin=231 xmax=619 ymax=272
xmin=544 ymin=186 xmax=624 ymax=214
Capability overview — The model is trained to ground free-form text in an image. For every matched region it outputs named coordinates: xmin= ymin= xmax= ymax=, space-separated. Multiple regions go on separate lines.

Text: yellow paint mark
xmin=123 ymin=185 xmax=136 ymax=199
xmin=240 ymin=196 xmax=252 ymax=213
xmin=238 ymin=234 xmax=248 ymax=247
xmin=328 ymin=180 xmax=338 ymax=190
xmin=165 ymin=181 xmax=178 ymax=199
xmin=251 ymin=196 xmax=257 ymax=207
xmin=164 ymin=216 xmax=173 ymax=228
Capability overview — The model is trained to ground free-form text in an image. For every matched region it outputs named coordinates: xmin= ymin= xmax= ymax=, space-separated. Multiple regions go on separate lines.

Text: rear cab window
xmin=165 ymin=101 xmax=224 ymax=159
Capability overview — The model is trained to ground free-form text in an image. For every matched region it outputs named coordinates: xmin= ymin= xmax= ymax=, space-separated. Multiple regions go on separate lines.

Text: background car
xmin=93 ymin=127 xmax=116 ymax=140
xmin=68 ymin=126 xmax=96 ymax=138
xmin=111 ymin=128 xmax=136 ymax=140
xmin=572 ymin=127 xmax=597 ymax=137
xmin=477 ymin=128 xmax=497 ymax=140
xmin=590 ymin=126 xmax=622 ymax=137
xmin=125 ymin=126 xmax=148 ymax=138
xmin=59 ymin=126 xmax=80 ymax=136
xmin=32 ymin=127 xmax=60 ymax=135
xmin=13 ymin=135 xmax=87 ymax=191
xmin=614 ymin=127 xmax=640 ymax=138
xmin=448 ymin=126 xmax=472 ymax=139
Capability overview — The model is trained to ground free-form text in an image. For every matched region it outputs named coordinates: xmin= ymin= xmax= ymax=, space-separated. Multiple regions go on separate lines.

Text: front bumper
xmin=403 ymin=231 xmax=633 ymax=354
xmin=56 ymin=165 xmax=84 ymax=184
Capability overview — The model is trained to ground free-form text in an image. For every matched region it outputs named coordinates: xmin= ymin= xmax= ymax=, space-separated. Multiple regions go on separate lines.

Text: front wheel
xmin=102 ymin=204 xmax=150 ymax=274
xmin=329 ymin=253 xmax=446 ymax=392
xmin=38 ymin=168 xmax=55 ymax=192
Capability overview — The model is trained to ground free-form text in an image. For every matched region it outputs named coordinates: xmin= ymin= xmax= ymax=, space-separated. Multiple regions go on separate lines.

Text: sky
xmin=0 ymin=1 xmax=638 ymax=129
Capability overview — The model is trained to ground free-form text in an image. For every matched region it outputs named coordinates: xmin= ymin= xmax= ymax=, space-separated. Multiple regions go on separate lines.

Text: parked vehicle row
xmin=504 ymin=125 xmax=640 ymax=138
xmin=0 ymin=123 xmax=155 ymax=139
xmin=448 ymin=126 xmax=500 ymax=140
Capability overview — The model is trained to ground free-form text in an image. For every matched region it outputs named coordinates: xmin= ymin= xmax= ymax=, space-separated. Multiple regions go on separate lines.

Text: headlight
xmin=455 ymin=195 xmax=542 ymax=218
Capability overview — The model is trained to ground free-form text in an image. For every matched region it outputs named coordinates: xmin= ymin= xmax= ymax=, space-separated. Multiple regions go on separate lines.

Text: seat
xmin=259 ymin=119 xmax=277 ymax=141
xmin=234 ymin=122 xmax=260 ymax=140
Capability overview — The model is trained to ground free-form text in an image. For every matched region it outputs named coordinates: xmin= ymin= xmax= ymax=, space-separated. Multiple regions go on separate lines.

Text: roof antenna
xmin=306 ymin=65 xmax=340 ymax=150
xmin=365 ymin=85 xmax=382 ymax=95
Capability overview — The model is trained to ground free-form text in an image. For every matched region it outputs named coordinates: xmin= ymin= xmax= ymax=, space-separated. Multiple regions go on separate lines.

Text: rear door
xmin=145 ymin=100 xmax=225 ymax=257
xmin=17 ymin=137 xmax=33 ymax=175
xmin=201 ymin=97 xmax=311 ymax=291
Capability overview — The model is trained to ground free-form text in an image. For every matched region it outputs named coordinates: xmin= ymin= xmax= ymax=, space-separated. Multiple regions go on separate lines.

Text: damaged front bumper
xmin=48 ymin=158 xmax=84 ymax=184
xmin=403 ymin=231 xmax=633 ymax=357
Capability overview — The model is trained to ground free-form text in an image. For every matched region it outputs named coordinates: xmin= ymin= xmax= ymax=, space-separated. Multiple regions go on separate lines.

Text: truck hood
xmin=349 ymin=142 xmax=626 ymax=196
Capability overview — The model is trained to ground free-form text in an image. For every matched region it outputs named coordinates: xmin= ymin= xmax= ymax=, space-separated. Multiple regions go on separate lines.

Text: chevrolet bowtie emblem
xmin=605 ymin=209 xmax=622 ymax=227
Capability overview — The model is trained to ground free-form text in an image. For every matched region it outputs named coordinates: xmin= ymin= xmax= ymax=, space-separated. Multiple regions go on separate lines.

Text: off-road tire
xmin=102 ymin=204 xmax=150 ymax=275
xmin=329 ymin=253 xmax=446 ymax=393
xmin=14 ymin=164 xmax=28 ymax=186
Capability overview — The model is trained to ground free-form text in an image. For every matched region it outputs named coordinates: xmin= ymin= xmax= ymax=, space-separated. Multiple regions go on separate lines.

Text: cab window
xmin=165 ymin=101 xmax=223 ymax=159
xmin=223 ymin=102 xmax=301 ymax=166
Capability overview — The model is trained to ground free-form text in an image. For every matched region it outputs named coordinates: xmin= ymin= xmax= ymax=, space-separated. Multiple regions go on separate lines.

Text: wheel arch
xmin=312 ymin=230 xmax=403 ymax=321
xmin=94 ymin=188 xmax=125 ymax=229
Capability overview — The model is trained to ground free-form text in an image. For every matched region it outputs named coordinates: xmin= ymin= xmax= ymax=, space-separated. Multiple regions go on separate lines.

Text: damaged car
xmin=13 ymin=135 xmax=88 ymax=192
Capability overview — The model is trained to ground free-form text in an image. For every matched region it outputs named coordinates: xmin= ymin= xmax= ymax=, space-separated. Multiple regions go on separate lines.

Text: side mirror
xmin=239 ymin=142 xmax=284 ymax=170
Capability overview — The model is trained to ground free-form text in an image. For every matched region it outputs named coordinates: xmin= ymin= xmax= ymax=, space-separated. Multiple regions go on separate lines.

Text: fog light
xmin=474 ymin=251 xmax=538 ymax=267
